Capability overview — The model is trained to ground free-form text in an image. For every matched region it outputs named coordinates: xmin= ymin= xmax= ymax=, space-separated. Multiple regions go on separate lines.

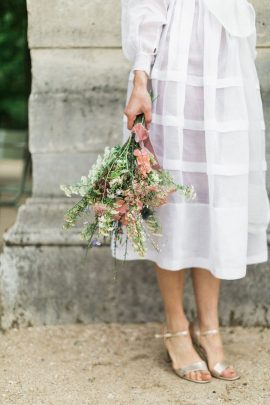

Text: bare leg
xmin=155 ymin=264 xmax=211 ymax=381
xmin=191 ymin=267 xmax=237 ymax=378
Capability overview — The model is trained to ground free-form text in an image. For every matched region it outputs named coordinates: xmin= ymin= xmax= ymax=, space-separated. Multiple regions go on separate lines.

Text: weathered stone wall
xmin=0 ymin=0 xmax=269 ymax=329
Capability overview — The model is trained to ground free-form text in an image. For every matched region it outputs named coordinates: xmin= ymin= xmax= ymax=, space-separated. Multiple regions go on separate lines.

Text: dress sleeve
xmin=121 ymin=0 xmax=169 ymax=76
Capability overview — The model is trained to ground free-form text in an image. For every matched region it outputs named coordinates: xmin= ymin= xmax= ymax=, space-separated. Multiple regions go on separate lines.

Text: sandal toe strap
xmin=212 ymin=361 xmax=232 ymax=375
xmin=176 ymin=361 xmax=209 ymax=377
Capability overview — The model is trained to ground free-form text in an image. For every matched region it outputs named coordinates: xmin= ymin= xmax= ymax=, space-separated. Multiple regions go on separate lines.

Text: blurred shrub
xmin=0 ymin=0 xmax=31 ymax=129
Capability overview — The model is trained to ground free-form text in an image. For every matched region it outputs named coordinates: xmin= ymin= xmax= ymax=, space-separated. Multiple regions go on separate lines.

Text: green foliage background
xmin=0 ymin=0 xmax=31 ymax=129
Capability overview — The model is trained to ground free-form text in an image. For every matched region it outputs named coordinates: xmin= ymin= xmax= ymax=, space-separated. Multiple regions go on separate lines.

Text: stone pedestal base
xmin=0 ymin=198 xmax=269 ymax=330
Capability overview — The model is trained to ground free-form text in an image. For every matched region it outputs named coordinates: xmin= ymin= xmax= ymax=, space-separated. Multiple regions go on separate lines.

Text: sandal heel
xmin=165 ymin=349 xmax=171 ymax=363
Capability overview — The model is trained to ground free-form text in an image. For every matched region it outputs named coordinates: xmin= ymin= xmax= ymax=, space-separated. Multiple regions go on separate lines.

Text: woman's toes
xmin=196 ymin=371 xmax=202 ymax=381
xmin=202 ymin=371 xmax=211 ymax=381
xmin=187 ymin=371 xmax=208 ymax=381
xmin=222 ymin=367 xmax=236 ymax=378
xmin=189 ymin=371 xmax=197 ymax=381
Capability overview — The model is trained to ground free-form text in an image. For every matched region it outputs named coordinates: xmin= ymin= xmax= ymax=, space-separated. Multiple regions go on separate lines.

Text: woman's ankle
xmin=197 ymin=316 xmax=219 ymax=332
xmin=165 ymin=314 xmax=189 ymax=331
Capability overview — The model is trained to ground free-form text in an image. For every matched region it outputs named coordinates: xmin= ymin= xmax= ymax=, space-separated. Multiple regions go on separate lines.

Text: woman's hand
xmin=124 ymin=70 xmax=152 ymax=130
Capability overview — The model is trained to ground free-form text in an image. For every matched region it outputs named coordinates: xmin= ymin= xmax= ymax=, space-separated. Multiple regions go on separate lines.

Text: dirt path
xmin=0 ymin=323 xmax=269 ymax=405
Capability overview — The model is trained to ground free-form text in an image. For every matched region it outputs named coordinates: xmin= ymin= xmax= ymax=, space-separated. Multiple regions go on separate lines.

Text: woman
xmin=111 ymin=0 xmax=270 ymax=383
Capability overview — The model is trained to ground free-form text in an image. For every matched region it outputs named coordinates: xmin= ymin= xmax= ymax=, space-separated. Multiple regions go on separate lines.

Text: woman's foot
xmin=164 ymin=322 xmax=212 ymax=382
xmin=191 ymin=321 xmax=238 ymax=379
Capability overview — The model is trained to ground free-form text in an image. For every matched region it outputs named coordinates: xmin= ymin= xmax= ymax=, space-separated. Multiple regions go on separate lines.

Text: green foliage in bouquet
xmin=60 ymin=114 xmax=196 ymax=261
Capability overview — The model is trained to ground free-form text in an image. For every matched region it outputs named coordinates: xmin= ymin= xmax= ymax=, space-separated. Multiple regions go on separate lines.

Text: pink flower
xmin=147 ymin=185 xmax=159 ymax=192
xmin=133 ymin=148 xmax=148 ymax=157
xmin=116 ymin=199 xmax=125 ymax=206
xmin=112 ymin=199 xmax=130 ymax=223
xmin=133 ymin=148 xmax=152 ymax=177
xmin=120 ymin=214 xmax=129 ymax=225
xmin=132 ymin=123 xmax=149 ymax=143
xmin=115 ymin=199 xmax=129 ymax=214
xmin=112 ymin=212 xmax=121 ymax=221
xmin=93 ymin=203 xmax=108 ymax=216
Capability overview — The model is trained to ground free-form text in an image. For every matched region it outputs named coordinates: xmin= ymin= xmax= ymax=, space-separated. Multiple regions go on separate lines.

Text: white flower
xmin=60 ymin=185 xmax=72 ymax=197
xmin=80 ymin=176 xmax=88 ymax=185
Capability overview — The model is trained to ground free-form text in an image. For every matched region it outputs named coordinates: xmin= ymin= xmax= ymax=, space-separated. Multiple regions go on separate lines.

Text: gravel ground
xmin=0 ymin=323 xmax=269 ymax=405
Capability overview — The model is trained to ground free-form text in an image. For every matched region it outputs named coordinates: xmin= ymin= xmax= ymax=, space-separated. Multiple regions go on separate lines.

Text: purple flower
xmin=91 ymin=239 xmax=102 ymax=247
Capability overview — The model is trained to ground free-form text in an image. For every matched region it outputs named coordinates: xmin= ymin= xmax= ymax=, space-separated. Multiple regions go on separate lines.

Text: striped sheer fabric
xmin=111 ymin=0 xmax=270 ymax=279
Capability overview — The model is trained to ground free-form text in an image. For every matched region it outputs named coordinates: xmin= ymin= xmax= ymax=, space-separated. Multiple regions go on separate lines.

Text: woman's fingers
xmin=125 ymin=110 xmax=137 ymax=130
xmin=126 ymin=109 xmax=151 ymax=131
xmin=144 ymin=108 xmax=152 ymax=130
xmin=124 ymin=87 xmax=152 ymax=130
xmin=126 ymin=110 xmax=152 ymax=130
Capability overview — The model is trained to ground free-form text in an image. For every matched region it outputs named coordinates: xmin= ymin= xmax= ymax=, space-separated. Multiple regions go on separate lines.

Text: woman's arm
xmin=122 ymin=0 xmax=169 ymax=76
xmin=122 ymin=0 xmax=169 ymax=129
xmin=124 ymin=70 xmax=152 ymax=130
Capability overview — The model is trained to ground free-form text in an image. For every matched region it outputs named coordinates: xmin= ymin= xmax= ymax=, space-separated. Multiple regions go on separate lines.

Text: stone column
xmin=0 ymin=0 xmax=269 ymax=329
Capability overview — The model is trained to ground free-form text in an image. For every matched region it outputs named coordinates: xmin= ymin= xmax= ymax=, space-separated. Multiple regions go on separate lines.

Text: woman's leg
xmin=155 ymin=264 xmax=211 ymax=381
xmin=191 ymin=267 xmax=237 ymax=378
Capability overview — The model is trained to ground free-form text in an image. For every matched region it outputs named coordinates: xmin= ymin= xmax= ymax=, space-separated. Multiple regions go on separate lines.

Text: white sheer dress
xmin=111 ymin=0 xmax=270 ymax=279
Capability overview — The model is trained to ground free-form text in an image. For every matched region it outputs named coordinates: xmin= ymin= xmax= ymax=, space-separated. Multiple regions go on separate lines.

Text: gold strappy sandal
xmin=154 ymin=324 xmax=211 ymax=384
xmin=190 ymin=320 xmax=240 ymax=381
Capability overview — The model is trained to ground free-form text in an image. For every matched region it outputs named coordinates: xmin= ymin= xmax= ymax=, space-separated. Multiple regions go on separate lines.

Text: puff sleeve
xmin=121 ymin=0 xmax=169 ymax=76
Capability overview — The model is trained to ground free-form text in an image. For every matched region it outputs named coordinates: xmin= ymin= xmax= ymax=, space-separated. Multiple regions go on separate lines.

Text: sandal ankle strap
xmin=155 ymin=329 xmax=189 ymax=339
xmin=198 ymin=328 xmax=219 ymax=336
xmin=192 ymin=319 xmax=219 ymax=337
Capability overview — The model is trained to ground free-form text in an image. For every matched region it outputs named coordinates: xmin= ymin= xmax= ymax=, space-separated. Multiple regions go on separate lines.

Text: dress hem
xmin=111 ymin=250 xmax=268 ymax=280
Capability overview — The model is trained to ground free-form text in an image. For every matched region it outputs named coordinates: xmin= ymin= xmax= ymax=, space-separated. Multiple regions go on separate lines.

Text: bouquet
xmin=60 ymin=113 xmax=196 ymax=260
